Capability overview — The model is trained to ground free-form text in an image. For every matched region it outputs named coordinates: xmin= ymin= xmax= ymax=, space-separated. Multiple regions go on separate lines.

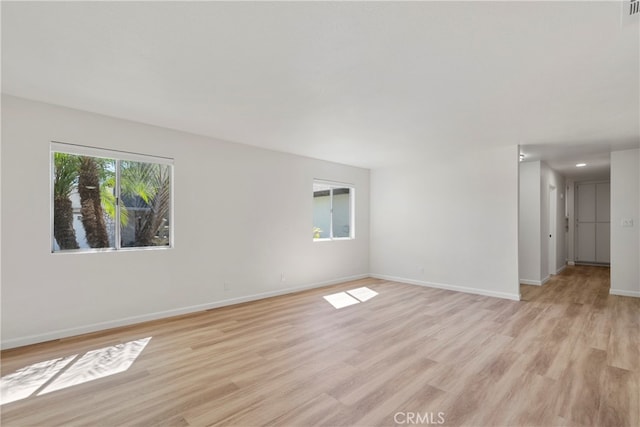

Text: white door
xmin=575 ymin=182 xmax=610 ymax=264
xmin=595 ymin=183 xmax=610 ymax=263
xmin=548 ymin=186 xmax=557 ymax=275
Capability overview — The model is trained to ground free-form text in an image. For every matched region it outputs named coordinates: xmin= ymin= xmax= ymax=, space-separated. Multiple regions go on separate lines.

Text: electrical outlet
xmin=622 ymin=218 xmax=634 ymax=227
xmin=224 ymin=281 xmax=230 ymax=291
xmin=281 ymin=273 xmax=286 ymax=282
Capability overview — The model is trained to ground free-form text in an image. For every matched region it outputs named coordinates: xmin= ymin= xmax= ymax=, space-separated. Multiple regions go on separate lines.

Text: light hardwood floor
xmin=1 ymin=265 xmax=638 ymax=426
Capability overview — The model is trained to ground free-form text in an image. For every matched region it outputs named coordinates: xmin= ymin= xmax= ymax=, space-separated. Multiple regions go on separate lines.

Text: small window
xmin=52 ymin=143 xmax=173 ymax=252
xmin=313 ymin=180 xmax=354 ymax=240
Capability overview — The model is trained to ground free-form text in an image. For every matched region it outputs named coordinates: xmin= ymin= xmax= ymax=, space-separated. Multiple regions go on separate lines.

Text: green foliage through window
xmin=52 ymin=145 xmax=172 ymax=252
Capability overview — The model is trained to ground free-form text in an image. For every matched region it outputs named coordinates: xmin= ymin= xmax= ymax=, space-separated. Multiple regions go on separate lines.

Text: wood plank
xmin=1 ymin=266 xmax=637 ymax=426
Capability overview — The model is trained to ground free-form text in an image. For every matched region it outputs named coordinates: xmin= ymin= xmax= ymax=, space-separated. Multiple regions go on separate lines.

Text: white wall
xmin=518 ymin=161 xmax=541 ymax=284
xmin=540 ymin=162 xmax=566 ymax=278
xmin=610 ymin=149 xmax=639 ymax=297
xmin=0 ymin=95 xmax=370 ymax=348
xmin=370 ymin=145 xmax=520 ymax=300
xmin=518 ymin=161 xmax=566 ymax=285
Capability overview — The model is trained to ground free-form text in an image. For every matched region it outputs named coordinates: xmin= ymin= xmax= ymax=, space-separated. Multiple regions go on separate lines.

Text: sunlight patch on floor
xmin=323 ymin=292 xmax=360 ymax=309
xmin=323 ymin=286 xmax=378 ymax=309
xmin=1 ymin=337 xmax=151 ymax=405
xmin=40 ymin=336 xmax=151 ymax=395
xmin=0 ymin=355 xmax=78 ymax=405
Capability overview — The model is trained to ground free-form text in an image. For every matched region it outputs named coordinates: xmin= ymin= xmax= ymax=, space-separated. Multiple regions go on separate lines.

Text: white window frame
xmin=313 ymin=179 xmax=355 ymax=241
xmin=51 ymin=141 xmax=174 ymax=253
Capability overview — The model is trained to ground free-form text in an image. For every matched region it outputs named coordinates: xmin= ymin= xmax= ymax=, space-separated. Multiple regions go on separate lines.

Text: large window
xmin=51 ymin=143 xmax=173 ymax=252
xmin=313 ymin=180 xmax=354 ymax=240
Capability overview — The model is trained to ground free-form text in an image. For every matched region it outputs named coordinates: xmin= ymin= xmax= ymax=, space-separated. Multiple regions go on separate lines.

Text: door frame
xmin=548 ymin=185 xmax=557 ymax=276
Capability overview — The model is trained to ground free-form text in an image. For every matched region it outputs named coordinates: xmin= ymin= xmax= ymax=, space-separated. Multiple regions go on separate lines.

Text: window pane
xmin=53 ymin=153 xmax=116 ymax=251
xmin=313 ymin=184 xmax=331 ymax=239
xmin=120 ymin=161 xmax=171 ymax=248
xmin=332 ymin=188 xmax=351 ymax=238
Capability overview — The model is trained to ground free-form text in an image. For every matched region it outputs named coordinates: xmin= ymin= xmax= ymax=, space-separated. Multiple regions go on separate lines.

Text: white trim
xmin=520 ymin=279 xmax=544 ymax=286
xmin=370 ymin=274 xmax=520 ymax=301
xmin=0 ymin=274 xmax=368 ymax=350
xmin=313 ymin=178 xmax=355 ymax=188
xmin=568 ymin=261 xmax=576 ymax=266
xmin=51 ymin=141 xmax=174 ymax=165
xmin=574 ymin=261 xmax=611 ymax=267
xmin=609 ymin=289 xmax=640 ymax=298
xmin=520 ymin=274 xmax=554 ymax=286
xmin=312 ymin=178 xmax=355 ymax=240
xmin=50 ymin=142 xmax=174 ymax=252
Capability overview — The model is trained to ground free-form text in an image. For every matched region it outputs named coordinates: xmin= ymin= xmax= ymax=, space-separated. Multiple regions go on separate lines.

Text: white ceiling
xmin=521 ymin=142 xmax=619 ymax=181
xmin=2 ymin=1 xmax=639 ymax=170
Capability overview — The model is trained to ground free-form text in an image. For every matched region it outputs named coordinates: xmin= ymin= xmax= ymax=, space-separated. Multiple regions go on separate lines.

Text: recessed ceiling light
xmin=576 ymin=163 xmax=587 ymax=167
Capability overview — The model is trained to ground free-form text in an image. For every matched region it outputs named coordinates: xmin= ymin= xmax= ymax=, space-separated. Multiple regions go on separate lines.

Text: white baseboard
xmin=568 ymin=261 xmax=575 ymax=266
xmin=520 ymin=272 xmax=556 ymax=286
xmin=370 ymin=274 xmax=520 ymax=301
xmin=609 ymin=289 xmax=640 ymax=298
xmin=1 ymin=274 xmax=368 ymax=350
xmin=522 ymin=270 xmax=563 ymax=286
xmin=520 ymin=279 xmax=543 ymax=286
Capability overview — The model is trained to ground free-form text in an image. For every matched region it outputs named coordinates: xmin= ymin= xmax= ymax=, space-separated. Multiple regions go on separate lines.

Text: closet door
xmin=595 ymin=183 xmax=610 ymax=263
xmin=575 ymin=182 xmax=610 ymax=264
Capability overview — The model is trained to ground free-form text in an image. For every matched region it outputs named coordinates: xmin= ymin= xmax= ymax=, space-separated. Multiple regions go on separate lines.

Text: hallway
xmin=519 ymin=265 xmax=639 ymax=425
